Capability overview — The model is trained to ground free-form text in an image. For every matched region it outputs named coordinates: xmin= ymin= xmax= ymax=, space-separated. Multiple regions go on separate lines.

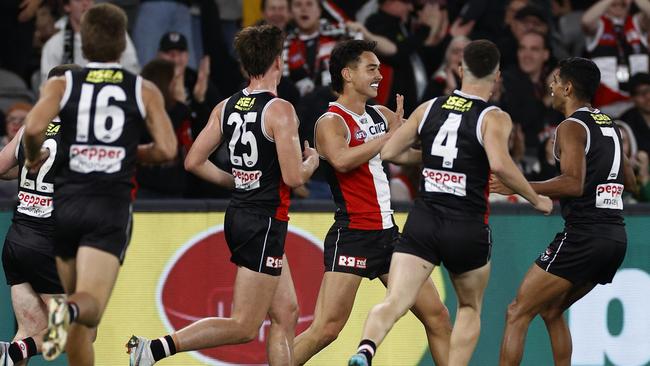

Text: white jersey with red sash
xmin=317 ymin=102 xmax=393 ymax=230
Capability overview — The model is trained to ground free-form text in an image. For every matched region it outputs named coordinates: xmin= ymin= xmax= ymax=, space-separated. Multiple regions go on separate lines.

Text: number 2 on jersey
xmin=227 ymin=112 xmax=259 ymax=167
xmin=600 ymin=127 xmax=621 ymax=180
xmin=20 ymin=139 xmax=57 ymax=193
xmin=431 ymin=113 xmax=461 ymax=168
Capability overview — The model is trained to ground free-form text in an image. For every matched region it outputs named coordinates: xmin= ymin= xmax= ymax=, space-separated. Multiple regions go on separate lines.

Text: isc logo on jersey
xmin=338 ymin=255 xmax=367 ymax=269
xmin=596 ymin=183 xmax=624 ymax=209
xmin=232 ymin=168 xmax=262 ymax=190
xmin=69 ymin=144 xmax=125 ymax=174
xmin=422 ymin=168 xmax=467 ymax=196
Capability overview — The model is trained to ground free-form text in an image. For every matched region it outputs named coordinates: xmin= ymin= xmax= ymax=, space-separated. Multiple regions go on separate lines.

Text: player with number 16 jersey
xmin=22 ymin=4 xmax=177 ymax=363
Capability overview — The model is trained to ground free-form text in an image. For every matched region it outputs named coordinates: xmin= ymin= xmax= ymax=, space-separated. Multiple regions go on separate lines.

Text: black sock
xmin=150 ymin=335 xmax=177 ymax=361
xmin=357 ymin=339 xmax=376 ymax=365
xmin=68 ymin=302 xmax=79 ymax=322
xmin=8 ymin=337 xmax=38 ymax=361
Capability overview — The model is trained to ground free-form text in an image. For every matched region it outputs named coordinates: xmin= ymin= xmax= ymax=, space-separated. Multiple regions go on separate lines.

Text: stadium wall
xmin=1 ymin=202 xmax=649 ymax=366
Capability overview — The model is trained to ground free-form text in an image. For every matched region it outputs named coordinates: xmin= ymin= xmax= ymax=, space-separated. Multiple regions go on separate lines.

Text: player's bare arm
xmin=581 ymin=0 xmax=613 ymax=34
xmin=380 ymin=100 xmax=430 ymax=164
xmin=184 ymin=100 xmax=235 ymax=189
xmin=266 ymin=99 xmax=319 ymax=187
xmin=528 ymin=121 xmax=587 ymax=198
xmin=316 ymin=113 xmax=390 ymax=173
xmin=137 ymin=79 xmax=177 ymax=163
xmin=23 ymin=77 xmax=64 ymax=168
xmin=375 ymin=97 xmax=421 ymax=165
xmin=483 ymin=109 xmax=552 ymax=214
xmin=0 ymin=127 xmax=22 ymax=179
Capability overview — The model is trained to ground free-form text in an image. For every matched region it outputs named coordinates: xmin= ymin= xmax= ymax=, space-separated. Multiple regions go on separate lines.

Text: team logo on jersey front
xmin=595 ymin=183 xmax=624 ymax=210
xmin=422 ymin=168 xmax=467 ymax=197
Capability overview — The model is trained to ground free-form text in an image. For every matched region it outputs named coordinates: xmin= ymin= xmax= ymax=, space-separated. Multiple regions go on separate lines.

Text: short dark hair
xmin=234 ymin=25 xmax=285 ymax=78
xmin=80 ymin=3 xmax=127 ymax=62
xmin=329 ymin=39 xmax=377 ymax=93
xmin=47 ymin=64 xmax=82 ymax=79
xmin=558 ymin=57 xmax=601 ymax=102
xmin=463 ymin=40 xmax=500 ymax=79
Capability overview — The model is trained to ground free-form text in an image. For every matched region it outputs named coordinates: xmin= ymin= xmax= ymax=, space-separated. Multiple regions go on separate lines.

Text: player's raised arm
xmin=138 ymin=79 xmax=177 ymax=163
xmin=266 ymin=99 xmax=318 ymax=187
xmin=483 ymin=109 xmax=552 ymax=214
xmin=184 ymin=101 xmax=235 ymax=189
xmin=23 ymin=77 xmax=64 ymax=167
xmin=316 ymin=112 xmax=392 ymax=173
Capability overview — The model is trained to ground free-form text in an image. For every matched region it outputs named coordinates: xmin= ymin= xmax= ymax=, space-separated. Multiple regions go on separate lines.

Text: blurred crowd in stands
xmin=0 ymin=0 xmax=649 ymax=203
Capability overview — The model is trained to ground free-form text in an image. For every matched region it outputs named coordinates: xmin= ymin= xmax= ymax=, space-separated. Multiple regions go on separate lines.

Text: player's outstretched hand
xmin=489 ymin=174 xmax=514 ymax=195
xmin=534 ymin=195 xmax=553 ymax=215
xmin=25 ymin=148 xmax=50 ymax=173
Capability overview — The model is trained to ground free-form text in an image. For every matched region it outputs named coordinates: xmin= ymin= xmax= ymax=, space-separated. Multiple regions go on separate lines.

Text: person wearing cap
xmin=157 ymin=32 xmax=220 ymax=135
xmin=39 ymin=0 xmax=140 ymax=85
xmin=620 ymin=72 xmax=650 ymax=154
xmin=582 ymin=0 xmax=650 ymax=115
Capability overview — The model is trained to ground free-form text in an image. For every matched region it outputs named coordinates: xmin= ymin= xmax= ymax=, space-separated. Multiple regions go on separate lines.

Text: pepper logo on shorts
xmin=157 ymin=226 xmax=323 ymax=365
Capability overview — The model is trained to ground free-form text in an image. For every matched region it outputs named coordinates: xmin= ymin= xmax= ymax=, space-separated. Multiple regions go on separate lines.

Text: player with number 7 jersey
xmin=497 ymin=58 xmax=638 ymax=365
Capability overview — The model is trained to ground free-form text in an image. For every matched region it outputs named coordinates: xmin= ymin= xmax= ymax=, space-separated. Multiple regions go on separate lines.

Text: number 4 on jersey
xmin=431 ymin=113 xmax=462 ymax=168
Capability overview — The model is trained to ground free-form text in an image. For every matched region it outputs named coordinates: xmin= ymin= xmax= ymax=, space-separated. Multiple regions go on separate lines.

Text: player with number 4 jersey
xmin=348 ymin=40 xmax=552 ymax=366
xmin=497 ymin=58 xmax=638 ymax=366
xmin=126 ymin=25 xmax=319 ymax=366
xmin=22 ymin=4 xmax=177 ymax=364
